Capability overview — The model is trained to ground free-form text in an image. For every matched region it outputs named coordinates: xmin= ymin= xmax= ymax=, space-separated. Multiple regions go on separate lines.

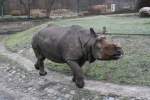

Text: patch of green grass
xmin=0 ymin=15 xmax=27 ymax=19
xmin=5 ymin=22 xmax=50 ymax=51
xmin=85 ymin=55 xmax=150 ymax=86
xmin=45 ymin=61 xmax=71 ymax=74
xmin=51 ymin=15 xmax=150 ymax=34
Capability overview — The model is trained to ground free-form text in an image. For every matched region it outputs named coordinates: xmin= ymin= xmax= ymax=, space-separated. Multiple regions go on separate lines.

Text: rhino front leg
xmin=32 ymin=46 xmax=47 ymax=76
xmin=72 ymin=60 xmax=85 ymax=82
xmin=67 ymin=60 xmax=85 ymax=88
xmin=36 ymin=57 xmax=47 ymax=76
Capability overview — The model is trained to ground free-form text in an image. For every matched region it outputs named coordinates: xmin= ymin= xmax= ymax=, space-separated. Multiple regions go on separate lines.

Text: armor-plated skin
xmin=32 ymin=25 xmax=123 ymax=88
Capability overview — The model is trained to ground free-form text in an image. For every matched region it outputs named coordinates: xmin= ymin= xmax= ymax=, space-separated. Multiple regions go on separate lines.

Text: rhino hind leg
xmin=38 ymin=57 xmax=47 ymax=76
xmin=32 ymin=46 xmax=47 ymax=76
xmin=34 ymin=56 xmax=47 ymax=76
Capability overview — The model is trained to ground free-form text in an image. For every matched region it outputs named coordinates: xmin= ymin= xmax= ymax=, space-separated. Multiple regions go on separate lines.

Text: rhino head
xmin=90 ymin=28 xmax=123 ymax=61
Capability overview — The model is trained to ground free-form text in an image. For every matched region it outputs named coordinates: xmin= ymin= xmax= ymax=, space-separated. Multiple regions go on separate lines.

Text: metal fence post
xmin=1 ymin=6 xmax=3 ymax=16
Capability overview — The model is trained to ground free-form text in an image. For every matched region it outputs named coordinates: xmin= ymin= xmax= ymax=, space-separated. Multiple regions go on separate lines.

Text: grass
xmin=5 ymin=22 xmax=50 ymax=51
xmin=0 ymin=15 xmax=49 ymax=22
xmin=0 ymin=15 xmax=26 ymax=19
xmin=0 ymin=15 xmax=28 ymax=22
xmin=4 ymin=15 xmax=150 ymax=86
xmin=50 ymin=15 xmax=150 ymax=34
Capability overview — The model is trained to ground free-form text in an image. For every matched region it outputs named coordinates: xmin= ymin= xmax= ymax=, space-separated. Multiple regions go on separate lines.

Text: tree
xmin=77 ymin=0 xmax=79 ymax=14
xmin=19 ymin=0 xmax=33 ymax=18
xmin=0 ymin=0 xmax=6 ymax=16
xmin=136 ymin=0 xmax=150 ymax=10
xmin=45 ymin=0 xmax=55 ymax=18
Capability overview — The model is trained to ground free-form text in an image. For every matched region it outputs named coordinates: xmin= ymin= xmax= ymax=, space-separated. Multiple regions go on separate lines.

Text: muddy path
xmin=0 ymin=41 xmax=150 ymax=100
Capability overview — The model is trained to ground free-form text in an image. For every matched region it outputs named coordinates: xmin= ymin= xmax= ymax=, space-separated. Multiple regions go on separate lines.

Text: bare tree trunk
xmin=19 ymin=0 xmax=27 ymax=14
xmin=27 ymin=0 xmax=31 ymax=19
xmin=45 ymin=0 xmax=55 ymax=18
xmin=88 ymin=0 xmax=92 ymax=6
xmin=0 ymin=0 xmax=5 ymax=16
xmin=19 ymin=0 xmax=32 ymax=19
xmin=77 ymin=0 xmax=79 ymax=15
xmin=1 ymin=6 xmax=3 ymax=16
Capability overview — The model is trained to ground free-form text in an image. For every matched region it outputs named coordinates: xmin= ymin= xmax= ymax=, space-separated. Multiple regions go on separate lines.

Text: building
xmin=104 ymin=0 xmax=138 ymax=12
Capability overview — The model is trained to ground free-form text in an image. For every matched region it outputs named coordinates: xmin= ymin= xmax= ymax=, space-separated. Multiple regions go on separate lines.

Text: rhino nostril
xmin=116 ymin=48 xmax=123 ymax=54
xmin=113 ymin=50 xmax=122 ymax=57
xmin=117 ymin=50 xmax=121 ymax=54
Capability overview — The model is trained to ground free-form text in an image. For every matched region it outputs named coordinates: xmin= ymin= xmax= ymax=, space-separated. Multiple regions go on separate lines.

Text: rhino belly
xmin=38 ymin=41 xmax=65 ymax=63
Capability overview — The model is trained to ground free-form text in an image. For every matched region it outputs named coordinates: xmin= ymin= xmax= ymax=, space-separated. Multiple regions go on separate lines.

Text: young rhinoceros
xmin=32 ymin=25 xmax=123 ymax=88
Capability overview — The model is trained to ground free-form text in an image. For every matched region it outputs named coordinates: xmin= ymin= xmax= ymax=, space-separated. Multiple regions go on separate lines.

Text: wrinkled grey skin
xmin=32 ymin=25 xmax=123 ymax=88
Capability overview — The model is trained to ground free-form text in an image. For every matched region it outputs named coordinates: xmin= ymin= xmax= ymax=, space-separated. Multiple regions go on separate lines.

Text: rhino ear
xmin=90 ymin=28 xmax=97 ymax=37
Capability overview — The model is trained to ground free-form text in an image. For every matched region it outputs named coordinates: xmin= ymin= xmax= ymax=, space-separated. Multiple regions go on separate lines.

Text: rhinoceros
xmin=32 ymin=25 xmax=123 ymax=88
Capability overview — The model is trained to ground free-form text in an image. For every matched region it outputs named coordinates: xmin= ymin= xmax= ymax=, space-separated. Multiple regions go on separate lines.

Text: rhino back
xmin=32 ymin=25 xmax=92 ymax=63
xmin=58 ymin=26 xmax=92 ymax=61
xmin=33 ymin=26 xmax=69 ymax=62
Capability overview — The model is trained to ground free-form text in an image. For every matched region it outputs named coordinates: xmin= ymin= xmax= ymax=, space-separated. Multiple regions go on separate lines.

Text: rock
xmin=11 ymin=71 xmax=16 ymax=74
xmin=64 ymin=94 xmax=71 ymax=98
xmin=103 ymin=96 xmax=115 ymax=100
xmin=28 ymin=87 xmax=33 ymax=91
xmin=70 ymin=90 xmax=75 ymax=95
xmin=45 ymin=88 xmax=58 ymax=95
xmin=139 ymin=7 xmax=150 ymax=17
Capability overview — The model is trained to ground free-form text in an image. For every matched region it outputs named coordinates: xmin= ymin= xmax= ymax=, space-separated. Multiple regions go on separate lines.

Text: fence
xmin=2 ymin=0 xmax=139 ymax=16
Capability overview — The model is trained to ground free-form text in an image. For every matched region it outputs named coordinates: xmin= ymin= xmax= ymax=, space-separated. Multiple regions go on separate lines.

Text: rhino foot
xmin=34 ymin=64 xmax=39 ymax=70
xmin=39 ymin=71 xmax=47 ymax=76
xmin=75 ymin=79 xmax=85 ymax=88
xmin=72 ymin=77 xmax=75 ymax=82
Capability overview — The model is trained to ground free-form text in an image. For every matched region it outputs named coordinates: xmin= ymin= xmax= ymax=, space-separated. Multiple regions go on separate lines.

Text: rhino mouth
xmin=112 ymin=51 xmax=123 ymax=60
xmin=113 ymin=54 xmax=122 ymax=59
xmin=96 ymin=53 xmax=123 ymax=60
